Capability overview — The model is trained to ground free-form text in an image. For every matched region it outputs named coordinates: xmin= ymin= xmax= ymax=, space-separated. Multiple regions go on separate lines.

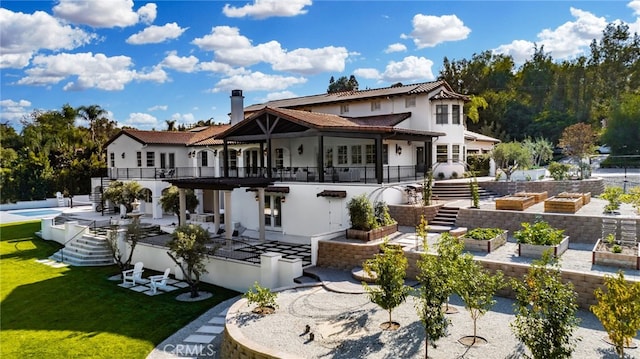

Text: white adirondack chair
xmin=122 ymin=262 xmax=145 ymax=286
xmin=149 ymin=268 xmax=171 ymax=294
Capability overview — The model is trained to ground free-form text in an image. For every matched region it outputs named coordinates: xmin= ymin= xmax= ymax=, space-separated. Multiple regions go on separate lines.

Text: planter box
xmin=346 ymin=223 xmax=398 ymax=242
xmin=557 ymin=192 xmax=591 ymax=205
xmin=496 ymin=196 xmax=535 ymax=211
xmin=518 ymin=236 xmax=570 ymax=258
xmin=592 ymin=239 xmax=640 ymax=270
xmin=544 ymin=196 xmax=583 ymax=213
xmin=514 ymin=191 xmax=548 ymax=204
xmin=462 ymin=230 xmax=508 ymax=253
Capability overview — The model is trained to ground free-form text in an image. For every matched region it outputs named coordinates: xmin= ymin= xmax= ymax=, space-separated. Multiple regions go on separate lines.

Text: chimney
xmin=230 ymin=89 xmax=244 ymax=125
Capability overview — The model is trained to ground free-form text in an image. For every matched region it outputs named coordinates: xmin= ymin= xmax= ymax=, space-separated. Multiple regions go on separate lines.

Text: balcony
xmin=106 ymin=165 xmax=427 ymax=184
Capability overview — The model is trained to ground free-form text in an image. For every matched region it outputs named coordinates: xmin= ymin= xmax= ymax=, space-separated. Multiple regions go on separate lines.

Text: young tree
xmin=511 ymin=252 xmax=580 ymax=359
xmin=102 ymin=180 xmax=145 ymax=217
xmin=363 ymin=241 xmax=410 ymax=330
xmin=558 ymin=122 xmax=596 ymax=179
xmin=415 ymin=216 xmax=450 ymax=358
xmin=491 ymin=142 xmax=532 ymax=181
xmin=436 ymin=232 xmax=465 ymax=313
xmin=456 ymin=254 xmax=504 ymax=345
xmin=159 ymin=186 xmax=199 ymax=225
xmin=523 ymin=137 xmax=554 ymax=167
xmin=591 ymin=271 xmax=640 ymax=359
xmin=422 ymin=171 xmax=434 ymax=206
xmin=105 ymin=219 xmax=144 ymax=272
xmin=166 ymin=224 xmax=215 ymax=298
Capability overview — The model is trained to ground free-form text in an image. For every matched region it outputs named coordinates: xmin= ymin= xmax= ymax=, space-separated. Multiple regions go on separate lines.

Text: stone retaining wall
xmin=456 ymin=208 xmax=640 ymax=245
xmin=479 ymin=178 xmax=605 ymax=197
xmin=317 ymin=240 xmax=638 ymax=310
xmin=387 ymin=203 xmax=442 ymax=227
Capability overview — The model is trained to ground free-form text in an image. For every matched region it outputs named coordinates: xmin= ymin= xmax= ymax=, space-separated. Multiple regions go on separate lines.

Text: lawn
xmin=0 ymin=221 xmax=239 ymax=359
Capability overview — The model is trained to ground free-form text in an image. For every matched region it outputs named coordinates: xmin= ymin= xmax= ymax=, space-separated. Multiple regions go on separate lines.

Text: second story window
xmin=146 ymin=152 xmax=155 ymax=167
xmin=340 ymin=104 xmax=349 ymax=114
xmin=436 ymin=145 xmax=448 ymax=163
xmin=436 ymin=104 xmax=448 ymax=124
xmin=452 ymin=144 xmax=460 ymax=162
xmin=201 ymin=151 xmax=208 ymax=167
xmin=351 ymin=145 xmax=362 ymax=164
xmin=275 ymin=148 xmax=284 ymax=168
xmin=168 ymin=153 xmax=175 ymax=168
xmin=371 ymin=100 xmax=381 ymax=112
xmin=452 ymin=104 xmax=461 ymax=125
xmin=337 ymin=145 xmax=348 ymax=164
xmin=405 ymin=96 xmax=416 ymax=108
xmin=365 ymin=144 xmax=375 ymax=164
xmin=110 ymin=152 xmax=115 ymax=167
xmin=229 ymin=150 xmax=238 ymax=169
xmin=136 ymin=152 xmax=142 ymax=167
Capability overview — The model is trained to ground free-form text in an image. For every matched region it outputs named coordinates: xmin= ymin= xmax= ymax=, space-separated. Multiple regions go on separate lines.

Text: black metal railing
xmin=106 ymin=165 xmax=427 ymax=184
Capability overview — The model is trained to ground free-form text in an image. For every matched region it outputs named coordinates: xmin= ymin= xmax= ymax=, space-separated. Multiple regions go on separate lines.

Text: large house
xmin=96 ymin=80 xmax=499 ymax=239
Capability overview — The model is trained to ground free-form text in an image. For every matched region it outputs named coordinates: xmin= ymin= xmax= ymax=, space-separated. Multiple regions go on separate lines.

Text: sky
xmin=1 ymin=0 xmax=639 ymax=131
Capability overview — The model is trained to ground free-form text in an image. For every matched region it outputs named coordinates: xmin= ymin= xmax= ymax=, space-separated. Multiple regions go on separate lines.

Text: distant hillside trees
xmin=327 ymin=75 xmax=359 ymax=93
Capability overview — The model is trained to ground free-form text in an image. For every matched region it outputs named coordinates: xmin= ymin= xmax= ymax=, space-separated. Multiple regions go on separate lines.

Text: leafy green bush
xmin=601 ymin=186 xmax=623 ymax=213
xmin=514 ymin=220 xmax=565 ymax=246
xmin=374 ymin=201 xmax=395 ymax=226
xmin=244 ymin=281 xmax=278 ymax=310
xmin=347 ymin=194 xmax=377 ymax=231
xmin=547 ymin=161 xmax=570 ymax=180
xmin=463 ymin=228 xmax=504 ymax=241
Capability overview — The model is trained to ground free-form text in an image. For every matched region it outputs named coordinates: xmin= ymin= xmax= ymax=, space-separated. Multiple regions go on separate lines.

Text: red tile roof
xmin=106 ymin=125 xmax=231 ymax=147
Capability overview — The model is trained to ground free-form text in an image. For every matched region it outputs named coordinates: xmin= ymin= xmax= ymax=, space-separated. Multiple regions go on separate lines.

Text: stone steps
xmin=49 ymin=233 xmax=114 ymax=267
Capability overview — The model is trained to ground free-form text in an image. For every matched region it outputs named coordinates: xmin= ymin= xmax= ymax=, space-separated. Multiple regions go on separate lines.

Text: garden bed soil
xmin=592 ymin=239 xmax=640 ymax=270
xmin=461 ymin=230 xmax=508 ymax=253
xmin=514 ymin=191 xmax=548 ymax=204
xmin=557 ymin=192 xmax=591 ymax=205
xmin=346 ymin=223 xmax=398 ymax=241
xmin=518 ymin=236 xmax=570 ymax=258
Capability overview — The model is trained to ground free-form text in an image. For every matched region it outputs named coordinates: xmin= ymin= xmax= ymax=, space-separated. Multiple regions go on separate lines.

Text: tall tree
xmin=327 ymin=75 xmax=359 ymax=93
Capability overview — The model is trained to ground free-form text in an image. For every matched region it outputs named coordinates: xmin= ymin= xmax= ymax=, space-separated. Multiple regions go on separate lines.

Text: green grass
xmin=0 ymin=221 xmax=239 ymax=359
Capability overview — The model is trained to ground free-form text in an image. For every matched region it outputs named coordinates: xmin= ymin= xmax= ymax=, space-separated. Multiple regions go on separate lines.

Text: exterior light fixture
xmin=395 ymin=144 xmax=402 ymax=155
xmin=298 ymin=144 xmax=303 ymax=155
xmin=121 ymin=152 xmax=125 ymax=159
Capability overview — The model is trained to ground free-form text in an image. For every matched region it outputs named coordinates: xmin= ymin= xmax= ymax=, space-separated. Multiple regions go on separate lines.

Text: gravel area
xmin=228 ymin=285 xmax=639 ymax=359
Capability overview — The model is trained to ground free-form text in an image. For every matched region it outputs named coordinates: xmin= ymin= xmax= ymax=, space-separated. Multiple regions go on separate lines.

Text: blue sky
xmin=1 ymin=0 xmax=639 ymax=131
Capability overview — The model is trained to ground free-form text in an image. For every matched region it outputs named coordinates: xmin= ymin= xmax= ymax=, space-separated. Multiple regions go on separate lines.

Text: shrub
xmin=514 ymin=220 xmax=565 ymax=246
xmin=548 ymin=161 xmax=570 ymax=180
xmin=463 ymin=228 xmax=504 ymax=241
xmin=451 ymin=171 xmax=458 ymax=179
xmin=374 ymin=201 xmax=395 ymax=226
xmin=347 ymin=194 xmax=377 ymax=231
xmin=601 ymin=186 xmax=623 ymax=213
xmin=244 ymin=282 xmax=278 ymax=312
xmin=437 ymin=172 xmax=445 ymax=180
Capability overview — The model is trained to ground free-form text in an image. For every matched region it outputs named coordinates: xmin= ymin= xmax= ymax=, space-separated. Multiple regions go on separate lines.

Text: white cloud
xmin=494 ymin=7 xmax=608 ymax=63
xmin=124 ymin=112 xmax=158 ymax=128
xmin=213 ymin=71 xmax=306 ymax=92
xmin=197 ymin=60 xmax=236 ymax=74
xmin=126 ymin=23 xmax=187 ymax=45
xmin=16 ymin=52 xmax=166 ymax=91
xmin=384 ymin=43 xmax=407 ymax=53
xmin=261 ymin=91 xmax=298 ymax=102
xmin=53 ymin=0 xmax=156 ymax=28
xmin=160 ymin=51 xmax=199 ymax=73
xmin=193 ymin=26 xmax=350 ymax=74
xmin=353 ymin=68 xmax=381 ymax=80
xmin=0 ymin=99 xmax=32 ymax=125
xmin=170 ymin=112 xmax=195 ymax=124
xmin=272 ymin=46 xmax=349 ymax=74
xmin=0 ymin=8 xmax=95 ymax=69
xmin=380 ymin=56 xmax=435 ymax=82
xmin=148 ymin=105 xmax=168 ymax=111
xmin=135 ymin=65 xmax=168 ymax=83
xmin=402 ymin=14 xmax=470 ymax=48
xmin=629 ymin=0 xmax=640 ymax=15
xmin=222 ymin=0 xmax=311 ymax=19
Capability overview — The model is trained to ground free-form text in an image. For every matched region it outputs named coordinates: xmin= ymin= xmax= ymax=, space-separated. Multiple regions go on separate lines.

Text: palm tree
xmin=77 ymin=105 xmax=107 ymax=143
xmin=165 ymin=119 xmax=177 ymax=131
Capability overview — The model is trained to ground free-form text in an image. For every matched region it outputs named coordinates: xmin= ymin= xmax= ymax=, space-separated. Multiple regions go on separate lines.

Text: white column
xmin=179 ymin=188 xmax=186 ymax=226
xmin=195 ymin=189 xmax=204 ymax=214
xmin=224 ymin=190 xmax=233 ymax=240
xmin=260 ymin=252 xmax=281 ymax=289
xmin=152 ymin=195 xmax=162 ymax=219
xmin=258 ymin=188 xmax=265 ymax=241
xmin=213 ymin=190 xmax=220 ymax=233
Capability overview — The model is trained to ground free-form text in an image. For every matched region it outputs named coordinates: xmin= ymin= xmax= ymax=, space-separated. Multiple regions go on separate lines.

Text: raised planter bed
xmin=496 ymin=196 xmax=535 ymax=211
xmin=592 ymin=239 xmax=640 ymax=270
xmin=557 ymin=192 xmax=591 ymax=205
xmin=346 ymin=223 xmax=398 ymax=242
xmin=518 ymin=235 xmax=570 ymax=258
xmin=514 ymin=191 xmax=548 ymax=204
xmin=544 ymin=196 xmax=583 ymax=213
xmin=461 ymin=229 xmax=508 ymax=253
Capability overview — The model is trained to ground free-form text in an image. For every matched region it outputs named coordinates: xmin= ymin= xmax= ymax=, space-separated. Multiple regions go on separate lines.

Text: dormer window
xmin=340 ymin=104 xmax=349 ymax=114
xmin=436 ymin=104 xmax=448 ymax=124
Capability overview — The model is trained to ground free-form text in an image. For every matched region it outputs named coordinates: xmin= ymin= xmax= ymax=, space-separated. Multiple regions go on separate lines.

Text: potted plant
xmin=592 ymin=233 xmax=640 ymax=270
xmin=514 ymin=220 xmax=569 ymax=258
xmin=346 ymin=194 xmax=397 ymax=241
xmin=243 ymin=281 xmax=279 ymax=315
xmin=460 ymin=227 xmax=508 ymax=253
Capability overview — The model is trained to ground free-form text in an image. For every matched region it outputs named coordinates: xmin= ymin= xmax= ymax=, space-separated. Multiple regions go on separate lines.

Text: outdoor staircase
xmin=428 ymin=206 xmax=462 ymax=233
xmin=50 ymin=232 xmax=114 ymax=267
xmin=432 ymin=181 xmax=497 ymax=200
